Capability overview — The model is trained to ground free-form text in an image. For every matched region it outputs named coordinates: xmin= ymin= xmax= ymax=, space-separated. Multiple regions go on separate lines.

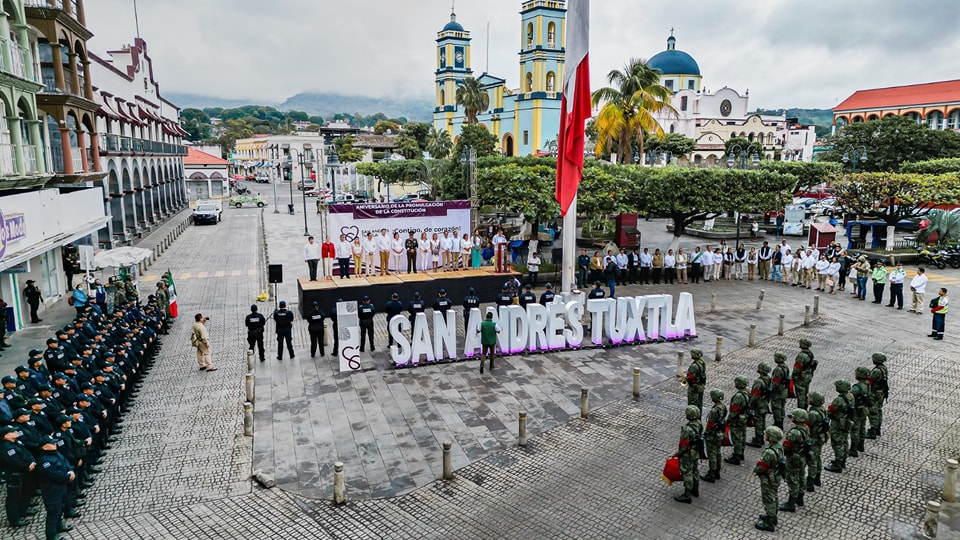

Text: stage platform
xmin=297 ymin=267 xmax=521 ymax=316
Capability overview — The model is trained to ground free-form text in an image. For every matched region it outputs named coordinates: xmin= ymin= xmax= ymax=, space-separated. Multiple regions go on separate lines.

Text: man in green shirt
xmin=870 ymin=261 xmax=887 ymax=304
xmin=478 ymin=312 xmax=500 ymax=374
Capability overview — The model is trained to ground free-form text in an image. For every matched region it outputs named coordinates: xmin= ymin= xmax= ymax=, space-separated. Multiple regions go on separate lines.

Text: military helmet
xmin=854 ymin=366 xmax=870 ymax=380
xmin=774 ymin=352 xmax=786 ymax=363
xmin=684 ymin=405 xmax=701 ymax=421
xmin=872 ymin=353 xmax=887 ymax=364
xmin=764 ymin=426 xmax=784 ymax=442
xmin=789 ymin=409 xmax=808 ymax=423
xmin=690 ymin=349 xmax=703 ymax=360
xmin=734 ymin=375 xmax=749 ymax=389
xmin=834 ymin=380 xmax=851 ymax=393
xmin=799 ymin=338 xmax=812 ymax=349
xmin=757 ymin=362 xmax=771 ymax=375
xmin=709 ymin=388 xmax=725 ymax=402
xmin=808 ymin=391 xmax=825 ymax=407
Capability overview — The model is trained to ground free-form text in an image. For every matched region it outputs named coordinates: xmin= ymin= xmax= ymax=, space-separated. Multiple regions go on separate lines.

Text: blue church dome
xmin=442 ymin=11 xmax=464 ymax=32
xmin=648 ymin=34 xmax=700 ymax=76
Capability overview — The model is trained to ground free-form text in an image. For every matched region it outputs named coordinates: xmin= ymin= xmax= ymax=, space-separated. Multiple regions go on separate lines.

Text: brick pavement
xmin=3 ymin=192 xmax=959 ymax=538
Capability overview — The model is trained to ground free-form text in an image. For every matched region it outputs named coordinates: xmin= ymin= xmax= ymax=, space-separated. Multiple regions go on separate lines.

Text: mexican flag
xmin=554 ymin=0 xmax=591 ymax=217
xmin=164 ymin=269 xmax=179 ymax=318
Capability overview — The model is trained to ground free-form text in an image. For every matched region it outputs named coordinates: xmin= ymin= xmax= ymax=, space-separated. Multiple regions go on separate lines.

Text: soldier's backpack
xmin=807 ymin=350 xmax=818 ymax=373
xmin=694 ymin=423 xmax=708 ymax=460
xmin=874 ymin=365 xmax=889 ymax=399
xmin=773 ymin=446 xmax=787 ymax=479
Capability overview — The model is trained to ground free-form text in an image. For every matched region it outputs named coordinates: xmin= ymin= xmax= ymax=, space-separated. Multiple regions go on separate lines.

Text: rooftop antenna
xmin=133 ymin=0 xmax=141 ymax=39
xmin=486 ymin=22 xmax=490 ymax=73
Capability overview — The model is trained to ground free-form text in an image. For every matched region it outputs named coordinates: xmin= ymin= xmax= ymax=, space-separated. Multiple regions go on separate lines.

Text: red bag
xmin=721 ymin=425 xmax=732 ymax=447
xmin=788 ymin=380 xmax=796 ymax=398
xmin=662 ymin=454 xmax=682 ymax=485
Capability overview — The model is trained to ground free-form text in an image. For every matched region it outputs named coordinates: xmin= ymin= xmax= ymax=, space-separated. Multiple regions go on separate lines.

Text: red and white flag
xmin=555 ymin=0 xmax=591 ymax=217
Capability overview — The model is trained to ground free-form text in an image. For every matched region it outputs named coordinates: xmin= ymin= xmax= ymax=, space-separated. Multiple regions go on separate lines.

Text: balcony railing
xmin=96 ymin=133 xmax=187 ymax=157
xmin=25 ymin=0 xmax=65 ymax=9
xmin=119 ymin=137 xmax=131 ymax=153
xmin=71 ymin=150 xmax=83 ymax=173
xmin=22 ymin=144 xmax=38 ymax=173
xmin=0 ymin=38 xmax=34 ymax=82
xmin=132 ymin=139 xmax=143 ymax=153
xmin=0 ymin=143 xmax=16 ymax=176
xmin=42 ymin=75 xmax=58 ymax=93
xmin=50 ymin=144 xmax=63 ymax=173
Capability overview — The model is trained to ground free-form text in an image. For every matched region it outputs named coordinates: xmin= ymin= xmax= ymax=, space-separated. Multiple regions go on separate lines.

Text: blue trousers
xmin=933 ymin=313 xmax=946 ymax=336
xmin=607 ymin=278 xmax=616 ymax=298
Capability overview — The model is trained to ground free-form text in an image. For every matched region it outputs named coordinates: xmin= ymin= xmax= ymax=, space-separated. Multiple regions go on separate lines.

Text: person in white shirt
xmin=303 ymin=236 xmax=322 ymax=281
xmin=351 ymin=237 xmax=364 ymax=276
xmin=801 ymin=249 xmax=816 ymax=288
xmin=826 ymin=257 xmax=842 ymax=294
xmin=909 ymin=267 xmax=928 ymax=313
xmin=430 ymin=233 xmax=441 ymax=272
xmin=815 ymin=255 xmax=830 ymax=291
xmin=639 ymin=248 xmax=654 ymax=284
xmin=450 ymin=233 xmax=462 ymax=270
xmin=418 ymin=232 xmax=432 ymax=273
xmin=439 ymin=231 xmax=454 ymax=271
xmin=781 ymin=249 xmax=794 ymax=285
xmin=701 ymin=245 xmax=714 ymax=283
xmin=757 ymin=242 xmax=772 ymax=280
xmin=616 ymin=249 xmax=629 ymax=286
xmin=663 ymin=249 xmax=676 ymax=284
xmin=376 ymin=229 xmax=392 ymax=276
xmin=492 ymin=229 xmax=509 ymax=272
xmin=460 ymin=233 xmax=473 ymax=270
xmin=747 ymin=247 xmax=759 ymax=281
xmin=886 ymin=262 xmax=907 ymax=309
xmin=714 ymin=248 xmax=725 ymax=281
xmin=733 ymin=244 xmax=746 ymax=280
xmin=336 ymin=234 xmax=353 ymax=279
xmin=390 ymin=232 xmax=404 ymax=274
xmin=362 ymin=232 xmax=378 ymax=277
xmin=779 ymin=240 xmax=792 ymax=255
xmin=527 ymin=251 xmax=542 ymax=286
xmin=675 ymin=248 xmax=688 ymax=284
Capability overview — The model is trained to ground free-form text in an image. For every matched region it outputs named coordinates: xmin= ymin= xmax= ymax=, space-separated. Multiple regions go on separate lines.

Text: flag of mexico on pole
xmin=557 ymin=0 xmax=591 ymax=294
xmin=164 ymin=269 xmax=179 ymax=318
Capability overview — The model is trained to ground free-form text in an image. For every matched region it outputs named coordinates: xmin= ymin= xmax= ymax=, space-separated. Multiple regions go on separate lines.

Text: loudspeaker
xmin=268 ymin=264 xmax=283 ymax=284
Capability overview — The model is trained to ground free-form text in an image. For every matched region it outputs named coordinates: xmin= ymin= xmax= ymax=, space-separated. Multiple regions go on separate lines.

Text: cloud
xmin=84 ymin=0 xmax=960 ymax=110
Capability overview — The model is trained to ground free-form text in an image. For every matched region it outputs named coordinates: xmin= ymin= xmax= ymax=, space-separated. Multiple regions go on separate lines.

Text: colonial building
xmin=432 ymin=1 xmax=565 ymax=157
xmin=184 ymin=146 xmax=229 ymax=202
xmin=648 ymin=32 xmax=789 ymax=165
xmin=832 ymin=79 xmax=960 ymax=133
xmin=90 ymin=38 xmax=189 ymax=248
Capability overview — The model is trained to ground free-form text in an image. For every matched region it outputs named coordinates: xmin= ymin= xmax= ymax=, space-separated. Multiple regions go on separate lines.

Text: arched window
xmin=948 ymin=110 xmax=960 ymax=130
xmin=927 ymin=111 xmax=945 ymax=130
xmin=439 ymin=89 xmax=445 ymax=106
xmin=526 ymin=72 xmax=533 ymax=92
xmin=527 ymin=23 xmax=534 ymax=48
xmin=547 ymin=22 xmax=556 ymax=47
xmin=546 ymin=72 xmax=555 ymax=92
xmin=669 ymin=124 xmax=676 ymax=134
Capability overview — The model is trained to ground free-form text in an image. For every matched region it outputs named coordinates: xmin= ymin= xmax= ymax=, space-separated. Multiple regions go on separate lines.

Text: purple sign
xmin=0 ymin=210 xmax=26 ymax=259
xmin=330 ymin=200 xmax=471 ymax=220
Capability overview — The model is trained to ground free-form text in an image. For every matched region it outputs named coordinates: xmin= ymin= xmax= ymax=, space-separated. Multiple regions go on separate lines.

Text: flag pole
xmin=561 ymin=195 xmax=578 ymax=294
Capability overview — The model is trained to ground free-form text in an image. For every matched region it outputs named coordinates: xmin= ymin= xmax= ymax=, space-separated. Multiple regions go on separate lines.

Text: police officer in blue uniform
xmin=408 ymin=292 xmax=426 ymax=334
xmin=496 ymin=285 xmax=514 ymax=307
xmin=306 ymin=302 xmax=326 ymax=357
xmin=37 ymin=435 xmax=75 ymax=539
xmin=519 ymin=284 xmax=537 ymax=308
xmin=271 ymin=301 xmax=295 ymax=361
xmin=539 ymin=283 xmax=556 ymax=305
xmin=1 ymin=425 xmax=37 ymax=528
xmin=433 ymin=289 xmax=452 ymax=317
xmin=462 ymin=287 xmax=480 ymax=313
xmin=244 ymin=305 xmax=267 ymax=362
xmin=384 ymin=293 xmax=404 ymax=346
xmin=588 ymin=281 xmax=606 ymax=299
xmin=358 ymin=296 xmax=376 ymax=352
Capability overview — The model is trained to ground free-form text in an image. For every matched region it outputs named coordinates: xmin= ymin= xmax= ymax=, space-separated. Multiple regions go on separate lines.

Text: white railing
xmin=0 ymin=143 xmax=16 ymax=176
xmin=22 ymin=144 xmax=38 ymax=173
xmin=71 ymin=151 xmax=83 ymax=173
xmin=24 ymin=0 xmax=64 ymax=9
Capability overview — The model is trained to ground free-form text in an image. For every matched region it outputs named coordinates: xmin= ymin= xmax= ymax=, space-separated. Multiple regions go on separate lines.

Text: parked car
xmin=193 ymin=203 xmax=221 ymax=225
xmin=297 ymin=178 xmax=316 ymax=190
xmin=305 ymin=188 xmax=331 ymax=198
xmin=325 ymin=193 xmax=357 ymax=204
xmin=392 ymin=193 xmax=421 ymax=202
xmin=254 ymin=173 xmax=270 ymax=184
xmin=229 ymin=194 xmax=267 ymax=208
xmin=794 ymin=186 xmax=835 ymax=200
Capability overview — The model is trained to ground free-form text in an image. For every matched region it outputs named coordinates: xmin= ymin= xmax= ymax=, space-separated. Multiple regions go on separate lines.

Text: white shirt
xmin=911 ymin=273 xmax=928 ymax=294
xmin=781 ymin=253 xmax=794 ymax=268
xmin=827 ymin=261 xmax=841 ymax=276
xmin=747 ymin=251 xmax=758 ymax=265
xmin=492 ymin=234 xmax=508 ymax=246
xmin=801 ymin=255 xmax=816 ymax=269
xmin=888 ymin=268 xmax=906 ymax=284
xmin=663 ymin=254 xmax=675 ymax=268
xmin=362 ymin=237 xmax=378 ymax=255
xmin=418 ymin=238 xmax=431 ymax=253
xmin=376 ymin=233 xmax=392 ymax=252
xmin=815 ymin=259 xmax=830 ymax=274
xmin=439 ymin=235 xmax=453 ymax=251
xmin=701 ymin=251 xmax=714 ymax=265
xmin=461 ymin=237 xmax=473 ymax=254
xmin=639 ymin=252 xmax=653 ymax=267
xmin=391 ymin=238 xmax=404 ymax=254
xmin=675 ymin=253 xmax=687 ymax=268
xmin=758 ymin=246 xmax=772 ymax=261
xmin=351 ymin=242 xmax=363 ymax=256
xmin=780 ymin=242 xmax=792 ymax=254
xmin=471 ymin=235 xmax=482 ymax=249
xmin=337 ymin=240 xmax=353 ymax=259
xmin=450 ymin=235 xmax=461 ymax=253
xmin=527 ymin=255 xmax=541 ymax=272
xmin=304 ymin=242 xmax=322 ymax=260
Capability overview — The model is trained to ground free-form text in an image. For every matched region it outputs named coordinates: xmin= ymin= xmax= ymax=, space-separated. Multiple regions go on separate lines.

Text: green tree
xmin=648 ymin=133 xmax=696 ymax=162
xmin=758 ymin=161 xmax=841 ymax=194
xmin=333 ymin=136 xmax=365 ymax=162
xmin=453 ymin=124 xmax=498 ymax=158
xmin=426 ymin=127 xmax=453 ymax=159
xmin=395 ymin=133 xmax=422 ymax=160
xmin=819 ymin=116 xmax=960 ymax=172
xmin=455 ymin=76 xmax=490 ymax=124
xmin=179 ymin=108 xmax=210 ymax=141
xmin=901 ymin=157 xmax=960 ymax=175
xmin=402 ymin=122 xmax=432 ymax=151
xmin=213 ymin=119 xmax=254 ymax=158
xmin=591 ymin=58 xmax=675 ymax=163
xmin=374 ymin=120 xmax=401 ymax=135
xmin=477 ymin=163 xmax=559 ymax=235
xmin=833 ymin=172 xmax=960 ymax=250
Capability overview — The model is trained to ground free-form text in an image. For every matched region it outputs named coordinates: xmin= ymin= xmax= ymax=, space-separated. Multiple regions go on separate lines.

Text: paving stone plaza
xmin=2 ymin=194 xmax=959 ymax=539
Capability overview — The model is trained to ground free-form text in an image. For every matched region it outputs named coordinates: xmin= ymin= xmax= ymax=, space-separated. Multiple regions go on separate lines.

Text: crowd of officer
xmin=0 ymin=287 xmax=167 ymax=540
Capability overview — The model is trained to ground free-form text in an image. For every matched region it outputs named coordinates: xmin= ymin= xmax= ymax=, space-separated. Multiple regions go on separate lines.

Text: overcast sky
xmin=86 ymin=0 xmax=960 ymax=111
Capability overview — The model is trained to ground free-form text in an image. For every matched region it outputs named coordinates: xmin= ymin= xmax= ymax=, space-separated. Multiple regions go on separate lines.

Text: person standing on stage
xmin=460 ymin=233 xmax=473 ymax=271
xmin=336 ymin=234 xmax=353 ymax=279
xmin=405 ymin=232 xmax=419 ymax=274
xmin=390 ymin=232 xmax=404 ymax=274
xmin=430 ymin=233 xmax=441 ymax=272
xmin=492 ymin=229 xmax=508 ymax=272
xmin=351 ymin=236 xmax=364 ymax=277
xmin=321 ymin=236 xmax=336 ymax=281
xmin=376 ymin=229 xmax=391 ymax=276
xmin=362 ymin=232 xmax=378 ymax=277
xmin=471 ymin=229 xmax=483 ymax=268
xmin=418 ymin=232 xmax=431 ymax=273
xmin=304 ymin=236 xmax=322 ymax=281
xmin=440 ymin=231 xmax=454 ymax=271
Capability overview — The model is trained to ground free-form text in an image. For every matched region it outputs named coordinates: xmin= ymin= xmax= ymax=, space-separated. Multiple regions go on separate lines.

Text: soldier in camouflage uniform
xmin=155 ymin=282 xmax=170 ymax=329
xmin=747 ymin=363 xmax=772 ymax=448
xmin=123 ymin=275 xmax=138 ymax=303
xmin=674 ymin=405 xmax=703 ymax=504
xmin=824 ymin=380 xmax=854 ymax=473
xmin=724 ymin=376 xmax=751 ymax=465
xmin=685 ymin=349 xmax=706 ymax=413
xmin=754 ymin=426 xmax=784 ymax=532
xmin=849 ymin=367 xmax=872 ymax=457
xmin=791 ymin=338 xmax=816 ymax=410
xmin=700 ymin=389 xmax=727 ymax=483
xmin=770 ymin=353 xmax=791 ymax=429
xmin=805 ymin=391 xmax=829 ymax=491
xmin=779 ymin=408 xmax=810 ymax=512
xmin=867 ymin=353 xmax=888 ymax=439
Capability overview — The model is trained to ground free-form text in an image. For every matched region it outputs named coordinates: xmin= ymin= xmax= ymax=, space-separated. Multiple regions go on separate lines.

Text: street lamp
xmin=726 ymin=144 xmax=761 ymax=251
xmin=268 ymin=144 xmax=280 ymax=214
xmin=841 ymin=146 xmax=868 ymax=172
xmin=327 ymin=147 xmax=340 ymax=202
xmin=283 ymin=144 xmax=314 ymax=235
xmin=646 ymin=145 xmax=672 ymax=167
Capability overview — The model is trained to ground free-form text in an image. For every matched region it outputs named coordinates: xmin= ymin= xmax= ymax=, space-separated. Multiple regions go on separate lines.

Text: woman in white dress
xmin=417 ymin=232 xmax=431 ymax=272
xmin=430 ymin=232 xmax=441 ymax=272
xmin=460 ymin=233 xmax=472 ymax=271
xmin=471 ymin=229 xmax=483 ymax=268
xmin=351 ymin=237 xmax=363 ymax=276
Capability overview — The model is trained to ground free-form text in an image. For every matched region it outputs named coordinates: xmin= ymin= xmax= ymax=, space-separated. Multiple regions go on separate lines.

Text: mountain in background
xmin=165 ymin=93 xmax=274 ymax=110
xmin=278 ymin=92 xmax=433 ymax=122
xmin=756 ymin=108 xmax=834 ymax=136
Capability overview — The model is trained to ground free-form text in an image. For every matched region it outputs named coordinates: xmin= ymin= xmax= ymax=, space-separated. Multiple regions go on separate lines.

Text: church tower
xmin=516 ymin=0 xmax=565 ymax=155
xmin=434 ymin=7 xmax=472 ymax=134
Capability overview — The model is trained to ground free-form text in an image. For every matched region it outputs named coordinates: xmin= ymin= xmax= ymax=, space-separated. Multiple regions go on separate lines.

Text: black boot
xmin=824 ymin=461 xmax=844 ymax=473
xmin=700 ymin=471 xmax=716 ymax=483
xmin=746 ymin=437 xmax=764 ymax=448
xmin=778 ymin=496 xmax=796 ymax=512
xmin=724 ymin=454 xmax=741 ymax=465
xmin=865 ymin=428 xmax=877 ymax=440
xmin=814 ymin=473 xmax=822 ymax=486
xmin=857 ymin=440 xmax=865 ymax=452
xmin=805 ymin=477 xmax=815 ymax=492
xmin=796 ymin=492 xmax=804 ymax=507
xmin=755 ymin=516 xmax=776 ymax=532
xmin=691 ymin=485 xmax=699 ymax=497
xmin=674 ymin=490 xmax=692 ymax=504
xmin=849 ymin=446 xmax=859 ymax=458
xmin=875 ymin=426 xmax=881 ymax=437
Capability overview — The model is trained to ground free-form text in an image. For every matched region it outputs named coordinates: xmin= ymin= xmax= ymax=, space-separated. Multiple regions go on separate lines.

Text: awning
xmin=98 ymin=95 xmax=123 ymax=120
xmin=94 ymin=246 xmax=153 ymax=269
xmin=0 ymin=217 xmax=110 ymax=272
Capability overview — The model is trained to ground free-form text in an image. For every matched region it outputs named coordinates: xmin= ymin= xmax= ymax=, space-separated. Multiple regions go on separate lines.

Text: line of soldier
xmin=0 ymin=290 xmax=167 ymax=540
xmin=677 ymin=340 xmax=890 ymax=533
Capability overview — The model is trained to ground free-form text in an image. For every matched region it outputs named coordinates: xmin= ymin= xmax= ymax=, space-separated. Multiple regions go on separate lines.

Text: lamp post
xmin=282 ymin=144 xmax=314 ymax=234
xmin=646 ymin=145 xmax=671 ymax=167
xmin=726 ymin=144 xmax=761 ymax=250
xmin=268 ymin=144 xmax=280 ymax=214
xmin=327 ymin=147 xmax=340 ymax=202
xmin=841 ymin=146 xmax=868 ymax=172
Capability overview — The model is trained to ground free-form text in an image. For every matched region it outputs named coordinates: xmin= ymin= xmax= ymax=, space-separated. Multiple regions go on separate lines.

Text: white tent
xmin=94 ymin=246 xmax=153 ymax=269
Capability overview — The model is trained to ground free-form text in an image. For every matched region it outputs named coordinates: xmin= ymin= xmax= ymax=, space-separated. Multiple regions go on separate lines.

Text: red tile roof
xmin=834 ymin=79 xmax=960 ymax=112
xmin=184 ymin=147 xmax=229 ymax=165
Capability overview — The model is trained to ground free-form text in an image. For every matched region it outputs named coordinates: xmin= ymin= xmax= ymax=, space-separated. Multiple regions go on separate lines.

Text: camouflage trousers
xmin=679 ymin=452 xmax=700 ymax=493
xmin=730 ymin=421 xmax=747 ymax=456
xmin=785 ymin=454 xmax=807 ymax=498
xmin=759 ymin=475 xmax=780 ymax=519
xmin=687 ymin=385 xmax=704 ymax=413
xmin=771 ymin=397 xmax=786 ymax=427
xmin=868 ymin=392 xmax=884 ymax=431
xmin=706 ymin=436 xmax=723 ymax=475
xmin=850 ymin=412 xmax=866 ymax=450
xmin=794 ymin=379 xmax=811 ymax=410
xmin=829 ymin=425 xmax=849 ymax=464
xmin=807 ymin=442 xmax=824 ymax=482
xmin=753 ymin=411 xmax=768 ymax=441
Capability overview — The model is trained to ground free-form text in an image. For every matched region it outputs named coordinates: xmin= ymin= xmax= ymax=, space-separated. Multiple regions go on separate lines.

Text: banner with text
xmin=329 ymin=200 xmax=471 ymax=243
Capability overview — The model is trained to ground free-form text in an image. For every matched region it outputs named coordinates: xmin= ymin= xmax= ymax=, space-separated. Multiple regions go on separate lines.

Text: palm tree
xmin=455 ymin=76 xmax=490 ymax=124
xmin=591 ymin=58 xmax=675 ymax=163
xmin=426 ymin=127 xmax=453 ymax=159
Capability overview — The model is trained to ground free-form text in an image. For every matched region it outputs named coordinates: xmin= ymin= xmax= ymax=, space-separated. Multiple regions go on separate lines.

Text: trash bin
xmin=287 ymin=204 xmax=295 ymax=215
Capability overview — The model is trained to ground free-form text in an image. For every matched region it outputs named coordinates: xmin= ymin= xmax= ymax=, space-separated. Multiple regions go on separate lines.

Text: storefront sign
xmin=0 ymin=210 xmax=27 ymax=259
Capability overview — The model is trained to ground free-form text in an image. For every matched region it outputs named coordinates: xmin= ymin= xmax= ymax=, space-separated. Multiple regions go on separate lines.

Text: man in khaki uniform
xmin=191 ymin=313 xmax=217 ymax=371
